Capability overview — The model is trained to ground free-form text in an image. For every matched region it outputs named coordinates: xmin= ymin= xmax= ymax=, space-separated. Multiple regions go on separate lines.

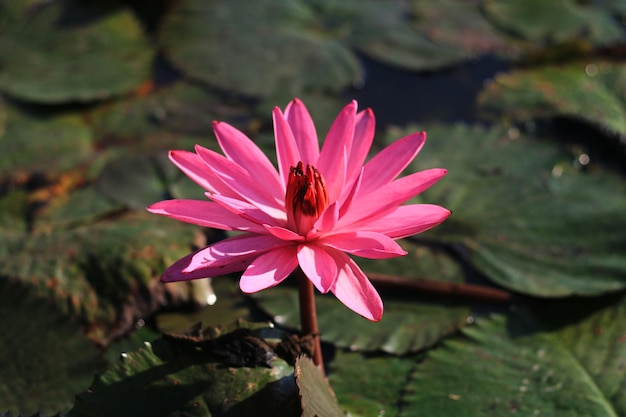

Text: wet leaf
xmin=484 ymin=0 xmax=623 ymax=46
xmin=412 ymin=0 xmax=515 ymax=57
xmin=0 ymin=213 xmax=199 ymax=343
xmin=479 ymin=61 xmax=626 ymax=139
xmin=0 ymin=0 xmax=154 ymax=103
xmin=329 ymin=350 xmax=416 ymax=417
xmin=295 ymin=356 xmax=344 ymax=417
xmin=159 ymin=0 xmax=360 ymax=98
xmin=0 ymin=279 xmax=105 ymax=416
xmin=0 ymin=105 xmax=93 ymax=179
xmin=397 ymin=123 xmax=626 ymax=297
xmin=312 ymin=0 xmax=466 ymax=71
xmin=400 ymin=298 xmax=626 ymax=416
xmin=68 ymin=327 xmax=298 ymax=417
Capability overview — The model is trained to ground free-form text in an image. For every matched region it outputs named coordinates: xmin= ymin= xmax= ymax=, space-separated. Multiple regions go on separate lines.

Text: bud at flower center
xmin=285 ymin=162 xmax=329 ymax=235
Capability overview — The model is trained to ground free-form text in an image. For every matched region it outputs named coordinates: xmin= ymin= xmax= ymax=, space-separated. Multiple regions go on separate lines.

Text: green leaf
xmin=68 ymin=327 xmax=298 ymax=417
xmin=158 ymin=0 xmax=360 ymax=98
xmin=400 ymin=298 xmax=626 ymax=416
xmin=0 ymin=0 xmax=154 ymax=103
xmin=254 ymin=245 xmax=470 ymax=354
xmin=0 ymin=279 xmax=105 ymax=416
xmin=295 ymin=356 xmax=345 ymax=417
xmin=483 ymin=0 xmax=623 ymax=46
xmin=412 ymin=0 xmax=516 ymax=57
xmin=329 ymin=350 xmax=416 ymax=417
xmin=0 ymin=213 xmax=199 ymax=343
xmin=479 ymin=61 xmax=626 ymax=139
xmin=0 ymin=105 xmax=93 ymax=179
xmin=397 ymin=123 xmax=626 ymax=297
xmin=311 ymin=0 xmax=466 ymax=71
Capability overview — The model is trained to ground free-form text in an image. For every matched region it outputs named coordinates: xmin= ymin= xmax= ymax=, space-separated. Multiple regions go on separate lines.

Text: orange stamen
xmin=285 ymin=162 xmax=329 ymax=235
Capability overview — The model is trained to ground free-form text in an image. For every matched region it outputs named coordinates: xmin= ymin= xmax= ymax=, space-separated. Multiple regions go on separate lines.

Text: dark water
xmin=347 ymin=54 xmax=511 ymax=128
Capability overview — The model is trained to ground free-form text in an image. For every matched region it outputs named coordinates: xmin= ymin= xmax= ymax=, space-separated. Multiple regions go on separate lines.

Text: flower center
xmin=285 ymin=162 xmax=329 ymax=235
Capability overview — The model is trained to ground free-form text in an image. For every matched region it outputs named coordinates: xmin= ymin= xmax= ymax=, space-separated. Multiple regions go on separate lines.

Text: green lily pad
xmin=158 ymin=0 xmax=360 ymax=98
xmin=479 ymin=61 xmax=626 ymax=139
xmin=329 ymin=350 xmax=417 ymax=417
xmin=0 ymin=105 xmax=93 ymax=179
xmin=254 ymin=244 xmax=470 ymax=355
xmin=90 ymin=82 xmax=250 ymax=141
xmin=412 ymin=0 xmax=516 ymax=57
xmin=0 ymin=279 xmax=105 ymax=416
xmin=484 ymin=0 xmax=623 ymax=46
xmin=397 ymin=123 xmax=626 ymax=297
xmin=68 ymin=326 xmax=298 ymax=417
xmin=0 ymin=213 xmax=199 ymax=343
xmin=0 ymin=0 xmax=154 ymax=103
xmin=400 ymin=297 xmax=626 ymax=416
xmin=311 ymin=0 xmax=466 ymax=71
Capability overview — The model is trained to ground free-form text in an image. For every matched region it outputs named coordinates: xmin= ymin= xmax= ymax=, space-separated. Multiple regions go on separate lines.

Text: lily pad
xmin=400 ymin=297 xmax=626 ymax=416
xmin=412 ymin=0 xmax=516 ymax=57
xmin=329 ymin=350 xmax=416 ymax=417
xmin=0 ymin=105 xmax=93 ymax=179
xmin=68 ymin=326 xmax=298 ymax=417
xmin=0 ymin=279 xmax=105 ymax=416
xmin=0 ymin=0 xmax=154 ymax=103
xmin=311 ymin=0 xmax=466 ymax=71
xmin=253 ymin=244 xmax=470 ymax=355
xmin=478 ymin=61 xmax=626 ymax=140
xmin=396 ymin=123 xmax=626 ymax=297
xmin=484 ymin=0 xmax=623 ymax=46
xmin=90 ymin=82 xmax=250 ymax=141
xmin=158 ymin=0 xmax=360 ymax=98
xmin=0 ymin=213 xmax=199 ymax=343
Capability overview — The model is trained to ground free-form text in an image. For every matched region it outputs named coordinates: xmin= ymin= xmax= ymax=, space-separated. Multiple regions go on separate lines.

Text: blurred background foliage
xmin=0 ymin=0 xmax=625 ymax=416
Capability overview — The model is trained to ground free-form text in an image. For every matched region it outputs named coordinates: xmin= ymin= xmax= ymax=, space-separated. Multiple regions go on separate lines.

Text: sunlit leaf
xmin=0 ymin=105 xmax=93 ymax=179
xmin=0 ymin=0 xmax=154 ymax=103
xmin=0 ymin=213 xmax=199 ymax=343
xmin=484 ymin=0 xmax=623 ymax=46
xmin=68 ymin=326 xmax=298 ymax=417
xmin=329 ymin=350 xmax=416 ymax=417
xmin=479 ymin=61 xmax=626 ymax=139
xmin=295 ymin=356 xmax=344 ymax=417
xmin=397 ymin=123 xmax=626 ymax=297
xmin=159 ymin=0 xmax=360 ymax=98
xmin=400 ymin=298 xmax=626 ymax=416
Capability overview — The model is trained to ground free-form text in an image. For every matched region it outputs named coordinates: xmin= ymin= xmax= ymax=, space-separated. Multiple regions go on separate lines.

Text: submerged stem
xmin=295 ymin=268 xmax=325 ymax=375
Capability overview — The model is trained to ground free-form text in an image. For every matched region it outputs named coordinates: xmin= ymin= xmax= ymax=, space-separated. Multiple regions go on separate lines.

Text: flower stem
xmin=296 ymin=268 xmax=325 ymax=375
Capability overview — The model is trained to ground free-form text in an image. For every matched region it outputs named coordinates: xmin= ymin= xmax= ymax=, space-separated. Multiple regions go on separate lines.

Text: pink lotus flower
xmin=147 ymin=99 xmax=449 ymax=321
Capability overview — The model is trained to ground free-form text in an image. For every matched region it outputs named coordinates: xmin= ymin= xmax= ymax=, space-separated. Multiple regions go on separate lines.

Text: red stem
xmin=296 ymin=268 xmax=325 ymax=375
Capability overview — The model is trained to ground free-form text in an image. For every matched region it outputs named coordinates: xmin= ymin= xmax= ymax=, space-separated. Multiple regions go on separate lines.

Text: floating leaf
xmin=254 ymin=244 xmax=470 ymax=354
xmin=0 ymin=213 xmax=199 ymax=343
xmin=400 ymin=298 xmax=626 ymax=416
xmin=90 ymin=82 xmax=250 ymax=141
xmin=484 ymin=0 xmax=623 ymax=46
xmin=311 ymin=0 xmax=466 ymax=71
xmin=295 ymin=356 xmax=344 ymax=417
xmin=68 ymin=327 xmax=298 ymax=417
xmin=0 ymin=279 xmax=105 ymax=416
xmin=0 ymin=0 xmax=154 ymax=103
xmin=0 ymin=105 xmax=93 ymax=179
xmin=397 ymin=123 xmax=626 ymax=297
xmin=159 ymin=0 xmax=360 ymax=98
xmin=479 ymin=61 xmax=626 ymax=139
xmin=412 ymin=0 xmax=515 ymax=57
xmin=329 ymin=350 xmax=416 ymax=417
